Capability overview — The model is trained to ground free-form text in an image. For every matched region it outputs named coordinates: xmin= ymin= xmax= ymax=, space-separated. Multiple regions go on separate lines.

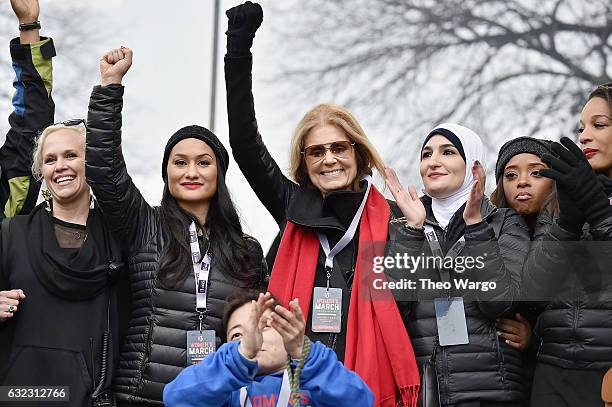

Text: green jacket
xmin=0 ymin=36 xmax=55 ymax=219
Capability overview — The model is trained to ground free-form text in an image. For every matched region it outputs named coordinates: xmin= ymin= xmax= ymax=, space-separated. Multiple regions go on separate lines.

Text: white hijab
xmin=421 ymin=123 xmax=486 ymax=230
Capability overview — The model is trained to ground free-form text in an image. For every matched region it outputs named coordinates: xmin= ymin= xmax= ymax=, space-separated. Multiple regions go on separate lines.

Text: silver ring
xmin=7 ymin=305 xmax=15 ymax=313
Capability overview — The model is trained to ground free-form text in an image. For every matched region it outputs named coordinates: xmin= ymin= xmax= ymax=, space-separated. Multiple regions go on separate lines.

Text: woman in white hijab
xmin=386 ymin=123 xmax=531 ymax=406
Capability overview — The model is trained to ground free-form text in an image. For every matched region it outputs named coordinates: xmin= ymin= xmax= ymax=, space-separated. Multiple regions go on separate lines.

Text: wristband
xmin=19 ymin=21 xmax=41 ymax=31
xmin=404 ymin=222 xmax=425 ymax=232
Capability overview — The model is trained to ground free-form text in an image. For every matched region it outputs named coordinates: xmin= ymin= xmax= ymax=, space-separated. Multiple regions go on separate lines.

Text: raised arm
xmin=85 ymin=48 xmax=155 ymax=248
xmin=224 ymin=2 xmax=297 ymax=225
xmin=0 ymin=0 xmax=54 ymax=218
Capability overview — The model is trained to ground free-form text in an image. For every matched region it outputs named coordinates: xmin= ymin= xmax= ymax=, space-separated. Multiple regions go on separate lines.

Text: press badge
xmin=434 ymin=297 xmax=469 ymax=346
xmin=311 ymin=287 xmax=342 ymax=333
xmin=186 ymin=330 xmax=216 ymax=365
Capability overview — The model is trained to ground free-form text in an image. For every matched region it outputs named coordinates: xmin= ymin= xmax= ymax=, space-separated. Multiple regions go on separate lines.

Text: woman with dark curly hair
xmin=523 ymin=83 xmax=612 ymax=406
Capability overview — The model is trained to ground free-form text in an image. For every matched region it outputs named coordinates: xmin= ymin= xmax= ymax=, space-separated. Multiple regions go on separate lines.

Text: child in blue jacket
xmin=163 ymin=291 xmax=374 ymax=407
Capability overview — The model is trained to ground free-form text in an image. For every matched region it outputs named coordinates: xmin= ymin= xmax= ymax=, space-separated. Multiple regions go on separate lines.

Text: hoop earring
xmin=41 ymin=189 xmax=52 ymax=213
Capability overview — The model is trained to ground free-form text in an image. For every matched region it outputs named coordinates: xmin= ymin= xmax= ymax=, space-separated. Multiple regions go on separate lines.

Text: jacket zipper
xmin=495 ymin=329 xmax=507 ymax=386
xmin=89 ymin=338 xmax=95 ymax=393
xmin=427 ymin=205 xmax=499 ymax=404
xmin=572 ymin=298 xmax=580 ymax=361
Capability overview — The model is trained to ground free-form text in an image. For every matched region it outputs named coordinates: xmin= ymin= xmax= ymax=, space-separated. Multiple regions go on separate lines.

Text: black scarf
xmin=423 ymin=195 xmax=467 ymax=246
xmin=28 ymin=204 xmax=122 ymax=301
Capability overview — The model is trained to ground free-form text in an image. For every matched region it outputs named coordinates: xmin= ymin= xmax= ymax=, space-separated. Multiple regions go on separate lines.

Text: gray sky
xmin=1 ymin=0 xmax=430 ymax=251
xmin=97 ymin=0 xmax=293 ymax=250
xmin=1 ymin=0 xmax=300 ymax=249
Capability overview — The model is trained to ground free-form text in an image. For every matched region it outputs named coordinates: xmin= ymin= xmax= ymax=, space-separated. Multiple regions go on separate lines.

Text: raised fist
xmin=10 ymin=0 xmax=40 ymax=23
xmin=225 ymin=1 xmax=263 ymax=55
xmin=100 ymin=47 xmax=133 ymax=86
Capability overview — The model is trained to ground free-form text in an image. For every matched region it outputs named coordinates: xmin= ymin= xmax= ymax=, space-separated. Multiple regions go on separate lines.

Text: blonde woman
xmin=1 ymin=2 xmax=128 ymax=406
xmin=0 ymin=119 xmax=129 ymax=406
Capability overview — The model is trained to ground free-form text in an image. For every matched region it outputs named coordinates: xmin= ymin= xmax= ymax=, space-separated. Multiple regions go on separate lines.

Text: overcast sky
xmin=1 ymin=0 xmax=461 ymax=252
xmin=2 ymin=0 xmax=605 ymax=252
xmin=1 ymin=0 xmax=303 ymax=250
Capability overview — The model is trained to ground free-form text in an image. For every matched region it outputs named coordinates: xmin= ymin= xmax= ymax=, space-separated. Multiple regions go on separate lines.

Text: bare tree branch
xmin=269 ymin=0 xmax=611 ymax=180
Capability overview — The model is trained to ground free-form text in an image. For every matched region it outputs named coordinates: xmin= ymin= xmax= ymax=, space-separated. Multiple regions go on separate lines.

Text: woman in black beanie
xmin=84 ymin=47 xmax=267 ymax=406
xmin=490 ymin=137 xmax=556 ymax=405
xmin=491 ymin=137 xmax=556 ymax=235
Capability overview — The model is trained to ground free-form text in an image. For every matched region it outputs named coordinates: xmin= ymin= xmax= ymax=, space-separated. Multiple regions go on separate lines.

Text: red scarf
xmin=268 ymin=185 xmax=420 ymax=406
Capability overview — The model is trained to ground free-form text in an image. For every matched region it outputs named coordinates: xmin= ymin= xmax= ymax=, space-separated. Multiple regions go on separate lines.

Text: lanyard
xmin=189 ymin=222 xmax=211 ymax=329
xmin=316 ymin=175 xmax=372 ymax=289
xmin=240 ymin=370 xmax=290 ymax=407
xmin=423 ymin=224 xmax=464 ymax=286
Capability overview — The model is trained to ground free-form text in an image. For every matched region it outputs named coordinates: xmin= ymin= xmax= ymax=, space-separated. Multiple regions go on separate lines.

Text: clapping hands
xmin=237 ymin=293 xmax=308 ymax=361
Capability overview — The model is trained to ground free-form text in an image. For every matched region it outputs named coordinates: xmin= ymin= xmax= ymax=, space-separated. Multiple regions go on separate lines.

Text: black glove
xmin=540 ymin=137 xmax=611 ymax=229
xmin=551 ymin=183 xmax=585 ymax=234
xmin=225 ymin=1 xmax=263 ymax=56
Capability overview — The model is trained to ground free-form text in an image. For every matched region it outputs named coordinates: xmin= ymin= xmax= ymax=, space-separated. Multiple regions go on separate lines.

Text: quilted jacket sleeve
xmin=224 ymin=54 xmax=297 ymax=226
xmin=85 ymin=84 xmax=156 ymax=250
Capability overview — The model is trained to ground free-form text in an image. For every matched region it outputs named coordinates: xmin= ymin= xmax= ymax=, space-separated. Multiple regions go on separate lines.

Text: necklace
xmin=72 ymin=230 xmax=88 ymax=242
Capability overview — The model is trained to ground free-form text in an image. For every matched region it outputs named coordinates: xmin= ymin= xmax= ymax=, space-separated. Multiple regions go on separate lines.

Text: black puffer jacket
xmin=523 ymin=188 xmax=612 ymax=370
xmin=395 ymin=196 xmax=530 ymax=405
xmin=85 ymin=85 xmax=267 ymax=406
xmin=225 ymin=53 xmax=410 ymax=362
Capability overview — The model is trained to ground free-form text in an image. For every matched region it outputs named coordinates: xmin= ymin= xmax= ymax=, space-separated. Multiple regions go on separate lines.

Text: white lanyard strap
xmin=423 ymin=225 xmax=465 ymax=285
xmin=189 ymin=221 xmax=211 ymax=311
xmin=422 ymin=225 xmax=465 ymax=259
xmin=317 ymin=175 xmax=372 ymax=279
xmin=241 ymin=370 xmax=291 ymax=407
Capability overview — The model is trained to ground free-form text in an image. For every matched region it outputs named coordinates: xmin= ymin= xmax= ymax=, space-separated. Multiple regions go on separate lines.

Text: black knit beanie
xmin=422 ymin=127 xmax=466 ymax=162
xmin=495 ymin=137 xmax=552 ymax=183
xmin=161 ymin=125 xmax=230 ymax=182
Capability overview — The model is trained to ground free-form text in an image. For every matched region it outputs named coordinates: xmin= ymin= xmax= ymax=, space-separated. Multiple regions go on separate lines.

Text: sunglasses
xmin=52 ymin=118 xmax=86 ymax=127
xmin=37 ymin=119 xmax=87 ymax=137
xmin=301 ymin=140 xmax=355 ymax=164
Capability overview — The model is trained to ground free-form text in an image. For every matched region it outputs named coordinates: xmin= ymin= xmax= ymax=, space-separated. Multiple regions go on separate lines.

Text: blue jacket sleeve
xmin=300 ymin=341 xmax=374 ymax=407
xmin=163 ymin=341 xmax=258 ymax=407
xmin=0 ymin=37 xmax=55 ymax=219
